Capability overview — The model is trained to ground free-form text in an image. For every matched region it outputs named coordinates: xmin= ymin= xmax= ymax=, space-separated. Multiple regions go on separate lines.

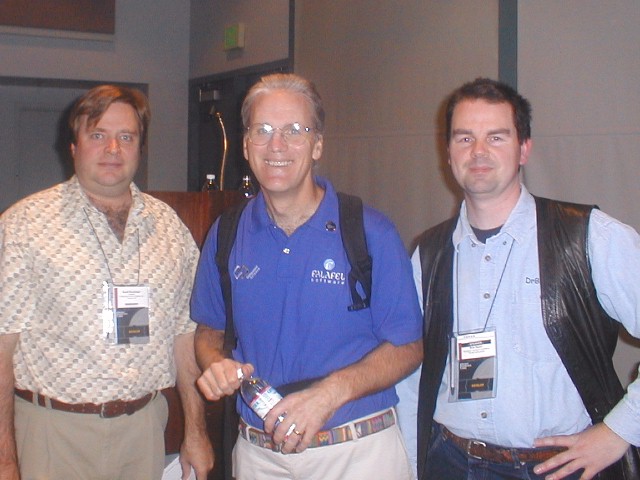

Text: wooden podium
xmin=148 ymin=190 xmax=243 ymax=248
xmin=147 ymin=190 xmax=243 ymax=480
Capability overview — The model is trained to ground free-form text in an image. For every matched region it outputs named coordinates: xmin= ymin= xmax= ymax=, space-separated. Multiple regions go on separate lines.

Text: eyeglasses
xmin=246 ymin=122 xmax=315 ymax=146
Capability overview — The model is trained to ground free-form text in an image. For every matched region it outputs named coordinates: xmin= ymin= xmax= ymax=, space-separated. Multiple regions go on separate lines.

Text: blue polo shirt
xmin=191 ymin=176 xmax=422 ymax=429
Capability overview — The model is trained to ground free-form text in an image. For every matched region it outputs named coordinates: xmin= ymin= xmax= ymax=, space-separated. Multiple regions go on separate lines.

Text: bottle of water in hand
xmin=238 ymin=369 xmax=282 ymax=419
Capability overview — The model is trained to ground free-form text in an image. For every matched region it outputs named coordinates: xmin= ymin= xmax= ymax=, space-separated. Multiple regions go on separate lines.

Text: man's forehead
xmin=81 ymin=108 xmax=140 ymax=132
xmin=452 ymin=100 xmax=515 ymax=126
xmin=252 ymin=91 xmax=312 ymax=119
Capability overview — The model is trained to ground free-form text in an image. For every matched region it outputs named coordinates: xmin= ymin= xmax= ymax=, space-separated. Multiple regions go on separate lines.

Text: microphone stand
xmin=210 ymin=106 xmax=228 ymax=191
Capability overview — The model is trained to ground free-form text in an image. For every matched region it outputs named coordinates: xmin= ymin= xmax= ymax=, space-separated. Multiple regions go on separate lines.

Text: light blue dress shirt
xmin=397 ymin=186 xmax=640 ymax=476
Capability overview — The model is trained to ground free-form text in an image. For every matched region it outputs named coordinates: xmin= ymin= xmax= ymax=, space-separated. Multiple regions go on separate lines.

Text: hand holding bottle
xmin=261 ymin=375 xmax=344 ymax=454
xmin=237 ymin=369 xmax=302 ymax=448
xmin=196 ymin=359 xmax=253 ymax=401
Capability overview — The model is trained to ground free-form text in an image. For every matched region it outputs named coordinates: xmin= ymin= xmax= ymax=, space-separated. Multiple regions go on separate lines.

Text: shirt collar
xmin=308 ymin=176 xmax=338 ymax=233
xmin=249 ymin=175 xmax=337 ymax=234
xmin=61 ymin=176 xmax=91 ymax=220
xmin=62 ymin=175 xmax=142 ymax=222
xmin=453 ymin=184 xmax=536 ymax=247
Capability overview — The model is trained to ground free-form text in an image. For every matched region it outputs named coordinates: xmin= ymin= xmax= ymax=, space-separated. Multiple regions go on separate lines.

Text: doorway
xmin=187 ymin=61 xmax=291 ymax=192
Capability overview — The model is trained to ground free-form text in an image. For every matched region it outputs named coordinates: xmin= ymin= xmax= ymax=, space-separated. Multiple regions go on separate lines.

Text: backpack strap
xmin=215 ymin=199 xmax=248 ymax=355
xmin=337 ymin=192 xmax=372 ymax=311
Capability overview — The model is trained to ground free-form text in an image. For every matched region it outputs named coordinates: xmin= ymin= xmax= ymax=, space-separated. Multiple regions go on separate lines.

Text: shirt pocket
xmin=508 ymin=283 xmax=561 ymax=362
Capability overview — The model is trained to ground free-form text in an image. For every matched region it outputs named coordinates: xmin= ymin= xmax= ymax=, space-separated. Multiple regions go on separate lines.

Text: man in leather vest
xmin=397 ymin=78 xmax=640 ymax=480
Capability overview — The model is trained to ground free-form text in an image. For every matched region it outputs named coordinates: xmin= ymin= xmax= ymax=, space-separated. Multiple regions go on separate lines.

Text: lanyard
xmin=83 ymin=208 xmax=141 ymax=285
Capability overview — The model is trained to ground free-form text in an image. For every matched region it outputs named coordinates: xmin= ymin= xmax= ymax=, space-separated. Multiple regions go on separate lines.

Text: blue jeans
xmin=425 ymin=424 xmax=583 ymax=480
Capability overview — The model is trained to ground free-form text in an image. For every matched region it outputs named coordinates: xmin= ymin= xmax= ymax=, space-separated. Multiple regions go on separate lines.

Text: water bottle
xmin=202 ymin=173 xmax=219 ymax=191
xmin=237 ymin=369 xmax=282 ymax=419
xmin=239 ymin=175 xmax=257 ymax=198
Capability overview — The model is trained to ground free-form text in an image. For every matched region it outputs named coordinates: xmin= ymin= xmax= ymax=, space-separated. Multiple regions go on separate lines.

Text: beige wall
xmin=520 ymin=1 xmax=640 ymax=230
xmin=190 ymin=0 xmax=290 ymax=78
xmin=518 ymin=1 xmax=640 ymax=385
xmin=0 ymin=1 xmax=190 ymax=191
xmin=295 ymin=1 xmax=500 ymax=247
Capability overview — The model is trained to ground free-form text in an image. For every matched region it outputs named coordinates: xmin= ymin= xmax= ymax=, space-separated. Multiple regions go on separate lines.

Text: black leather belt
xmin=441 ymin=425 xmax=566 ymax=463
xmin=15 ymin=388 xmax=155 ymax=418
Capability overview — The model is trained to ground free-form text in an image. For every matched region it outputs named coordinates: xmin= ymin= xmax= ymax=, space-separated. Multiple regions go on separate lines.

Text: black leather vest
xmin=416 ymin=196 xmax=639 ymax=480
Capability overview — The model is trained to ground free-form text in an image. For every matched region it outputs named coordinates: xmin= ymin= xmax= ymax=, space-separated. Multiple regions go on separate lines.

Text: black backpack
xmin=214 ymin=191 xmax=372 ymax=480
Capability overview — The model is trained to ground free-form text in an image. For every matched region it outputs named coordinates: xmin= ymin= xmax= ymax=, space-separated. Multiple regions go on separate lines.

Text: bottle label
xmin=249 ymin=385 xmax=283 ymax=419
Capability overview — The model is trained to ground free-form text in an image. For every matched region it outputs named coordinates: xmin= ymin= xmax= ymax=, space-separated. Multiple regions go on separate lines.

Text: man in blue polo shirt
xmin=191 ymin=73 xmax=423 ymax=479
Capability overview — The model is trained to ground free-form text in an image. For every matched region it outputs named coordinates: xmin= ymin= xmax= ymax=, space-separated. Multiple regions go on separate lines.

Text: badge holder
xmin=102 ymin=281 xmax=150 ymax=344
xmin=448 ymin=328 xmax=497 ymax=402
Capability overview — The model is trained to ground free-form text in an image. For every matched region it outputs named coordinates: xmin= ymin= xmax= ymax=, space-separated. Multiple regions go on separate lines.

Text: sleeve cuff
xmin=604 ymin=398 xmax=640 ymax=446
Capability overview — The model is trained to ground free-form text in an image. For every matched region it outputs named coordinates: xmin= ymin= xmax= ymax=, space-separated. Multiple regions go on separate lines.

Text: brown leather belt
xmin=15 ymin=388 xmax=155 ymax=418
xmin=441 ymin=426 xmax=566 ymax=463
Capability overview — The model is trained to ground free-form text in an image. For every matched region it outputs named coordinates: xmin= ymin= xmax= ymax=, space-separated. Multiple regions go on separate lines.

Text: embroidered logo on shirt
xmin=233 ymin=264 xmax=260 ymax=280
xmin=311 ymin=258 xmax=346 ymax=285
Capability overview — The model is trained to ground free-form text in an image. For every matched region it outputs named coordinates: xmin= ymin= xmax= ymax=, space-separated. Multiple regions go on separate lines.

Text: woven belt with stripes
xmin=239 ymin=408 xmax=396 ymax=451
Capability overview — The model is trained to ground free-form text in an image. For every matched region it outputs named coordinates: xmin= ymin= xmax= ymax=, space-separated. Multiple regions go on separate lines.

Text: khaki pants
xmin=233 ymin=417 xmax=414 ymax=480
xmin=15 ymin=393 xmax=168 ymax=480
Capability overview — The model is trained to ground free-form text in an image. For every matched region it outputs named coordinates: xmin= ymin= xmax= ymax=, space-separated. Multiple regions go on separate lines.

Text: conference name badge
xmin=102 ymin=281 xmax=150 ymax=345
xmin=449 ymin=328 xmax=497 ymax=402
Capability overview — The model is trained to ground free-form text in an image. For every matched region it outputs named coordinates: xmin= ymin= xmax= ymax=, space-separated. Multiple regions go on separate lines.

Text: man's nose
xmin=471 ymin=139 xmax=488 ymax=157
xmin=106 ymin=138 xmax=121 ymax=154
xmin=268 ymin=130 xmax=288 ymax=151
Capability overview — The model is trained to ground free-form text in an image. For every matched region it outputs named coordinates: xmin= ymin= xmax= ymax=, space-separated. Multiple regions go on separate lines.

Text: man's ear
xmin=312 ymin=135 xmax=323 ymax=161
xmin=519 ymin=139 xmax=532 ymax=166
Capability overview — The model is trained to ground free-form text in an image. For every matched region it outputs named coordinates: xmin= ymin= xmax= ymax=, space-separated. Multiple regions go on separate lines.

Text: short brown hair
xmin=445 ymin=78 xmax=531 ymax=144
xmin=68 ymin=85 xmax=150 ymax=147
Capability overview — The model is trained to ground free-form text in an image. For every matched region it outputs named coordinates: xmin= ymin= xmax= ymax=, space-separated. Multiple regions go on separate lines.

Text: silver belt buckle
xmin=467 ymin=439 xmax=487 ymax=460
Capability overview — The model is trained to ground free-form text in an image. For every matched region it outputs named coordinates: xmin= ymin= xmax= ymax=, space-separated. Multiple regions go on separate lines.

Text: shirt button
xmin=283 ymin=248 xmax=290 ymax=254
xmin=481 ymin=411 xmax=488 ymax=419
xmin=484 ymin=255 xmax=491 ymax=262
xmin=483 ymin=292 xmax=491 ymax=299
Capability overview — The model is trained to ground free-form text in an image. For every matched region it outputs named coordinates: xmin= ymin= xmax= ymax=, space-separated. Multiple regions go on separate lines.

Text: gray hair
xmin=241 ymin=73 xmax=325 ymax=134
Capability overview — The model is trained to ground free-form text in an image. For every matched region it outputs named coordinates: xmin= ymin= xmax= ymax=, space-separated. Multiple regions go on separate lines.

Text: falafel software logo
xmin=311 ymin=258 xmax=346 ymax=285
